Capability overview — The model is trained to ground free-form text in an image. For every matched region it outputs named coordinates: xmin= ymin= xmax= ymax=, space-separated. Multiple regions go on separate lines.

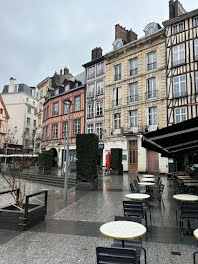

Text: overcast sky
xmin=0 ymin=0 xmax=197 ymax=91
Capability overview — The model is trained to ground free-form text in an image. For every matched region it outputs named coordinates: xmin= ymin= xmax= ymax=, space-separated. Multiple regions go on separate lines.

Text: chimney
xmin=64 ymin=67 xmax=69 ymax=75
xmin=8 ymin=77 xmax=16 ymax=93
xmin=115 ymin=24 xmax=137 ymax=44
xmin=169 ymin=0 xmax=186 ymax=19
xmin=91 ymin=47 xmax=103 ymax=60
xmin=60 ymin=69 xmax=62 ymax=75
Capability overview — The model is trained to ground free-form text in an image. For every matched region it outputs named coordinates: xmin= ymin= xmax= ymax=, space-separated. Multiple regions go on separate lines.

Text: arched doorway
xmin=50 ymin=148 xmax=58 ymax=167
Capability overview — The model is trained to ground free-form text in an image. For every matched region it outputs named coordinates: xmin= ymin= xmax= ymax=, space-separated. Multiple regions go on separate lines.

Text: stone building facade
xmin=104 ymin=24 xmax=168 ymax=173
xmin=83 ymin=47 xmax=105 ymax=167
xmin=41 ymin=72 xmax=85 ymax=168
xmin=0 ymin=94 xmax=9 ymax=150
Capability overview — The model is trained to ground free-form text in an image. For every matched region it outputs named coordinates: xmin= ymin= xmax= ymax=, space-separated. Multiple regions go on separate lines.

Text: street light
xmin=63 ymin=99 xmax=72 ymax=203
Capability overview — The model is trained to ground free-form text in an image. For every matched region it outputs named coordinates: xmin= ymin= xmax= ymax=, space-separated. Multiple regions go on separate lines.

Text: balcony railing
xmin=114 ymin=74 xmax=121 ymax=81
xmin=130 ymin=68 xmax=138 ymax=76
xmin=112 ymin=99 xmax=121 ymax=106
xmin=147 ymin=62 xmax=156 ymax=71
xmin=146 ymin=90 xmax=157 ymax=99
xmin=128 ymin=95 xmax=138 ymax=103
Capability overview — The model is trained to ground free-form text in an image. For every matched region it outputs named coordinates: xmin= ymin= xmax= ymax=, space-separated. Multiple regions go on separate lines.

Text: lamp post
xmin=63 ymin=99 xmax=72 ymax=203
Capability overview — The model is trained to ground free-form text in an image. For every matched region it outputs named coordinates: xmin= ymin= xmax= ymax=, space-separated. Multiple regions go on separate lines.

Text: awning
xmin=142 ymin=117 xmax=198 ymax=157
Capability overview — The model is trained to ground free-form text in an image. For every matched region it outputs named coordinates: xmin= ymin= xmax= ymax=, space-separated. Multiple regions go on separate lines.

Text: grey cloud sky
xmin=0 ymin=0 xmax=197 ymax=91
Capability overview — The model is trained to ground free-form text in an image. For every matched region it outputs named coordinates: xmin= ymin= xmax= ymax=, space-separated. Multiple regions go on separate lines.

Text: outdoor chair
xmin=134 ymin=179 xmax=141 ymax=193
xmin=111 ymin=216 xmax=147 ymax=264
xmin=136 ymin=176 xmax=140 ymax=182
xmin=130 ymin=182 xmax=137 ymax=193
xmin=123 ymin=200 xmax=151 ymax=228
xmin=96 ymin=246 xmax=139 ymax=264
xmin=177 ymin=201 xmax=198 ymax=236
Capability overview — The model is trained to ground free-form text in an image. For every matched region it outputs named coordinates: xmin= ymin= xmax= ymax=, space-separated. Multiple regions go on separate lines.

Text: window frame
xmin=87 ymin=103 xmax=94 ymax=118
xmin=114 ymin=113 xmax=121 ymax=129
xmin=129 ymin=58 xmax=138 ymax=76
xmin=147 ymin=77 xmax=157 ymax=99
xmin=53 ymin=102 xmax=59 ymax=116
xmin=87 ymin=124 xmax=94 ymax=134
xmin=74 ymin=119 xmax=81 ymax=136
xmin=128 ymin=82 xmax=138 ymax=103
xmin=88 ymin=65 xmax=95 ymax=79
xmin=96 ymin=61 xmax=104 ymax=76
xmin=74 ymin=96 xmax=81 ymax=111
xmin=52 ymin=123 xmax=58 ymax=139
xmin=95 ymin=123 xmax=103 ymax=140
xmin=147 ymin=51 xmax=157 ymax=71
xmin=172 ymin=21 xmax=184 ymax=34
xmin=129 ymin=110 xmax=138 ymax=128
xmin=175 ymin=107 xmax=187 ymax=124
xmin=173 ymin=75 xmax=186 ymax=98
xmin=148 ymin=106 xmax=158 ymax=126
xmin=96 ymin=80 xmax=104 ymax=95
xmin=113 ymin=87 xmax=121 ymax=106
xmin=96 ymin=101 xmax=103 ymax=116
xmin=195 ymin=39 xmax=198 ymax=61
xmin=172 ymin=43 xmax=185 ymax=66
xmin=114 ymin=64 xmax=122 ymax=81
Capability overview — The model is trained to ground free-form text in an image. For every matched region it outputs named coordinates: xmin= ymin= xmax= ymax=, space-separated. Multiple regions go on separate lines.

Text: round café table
xmin=138 ymin=182 xmax=155 ymax=186
xmin=142 ymin=174 xmax=154 ymax=178
xmin=173 ymin=194 xmax=198 ymax=201
xmin=193 ymin=229 xmax=198 ymax=240
xmin=100 ymin=221 xmax=147 ymax=247
xmin=125 ymin=193 xmax=150 ymax=200
xmin=141 ymin=178 xmax=155 ymax=182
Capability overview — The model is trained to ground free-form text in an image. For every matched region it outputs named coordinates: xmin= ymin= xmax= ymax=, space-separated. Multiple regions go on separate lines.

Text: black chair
xmin=178 ymin=202 xmax=198 ymax=236
xmin=96 ymin=246 xmax=138 ymax=264
xmin=136 ymin=176 xmax=140 ymax=182
xmin=123 ymin=200 xmax=151 ymax=228
xmin=134 ymin=179 xmax=140 ymax=193
xmin=111 ymin=216 xmax=147 ymax=264
xmin=130 ymin=183 xmax=137 ymax=193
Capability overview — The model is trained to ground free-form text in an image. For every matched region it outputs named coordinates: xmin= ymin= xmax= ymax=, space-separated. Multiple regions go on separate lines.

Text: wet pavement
xmin=0 ymin=172 xmax=197 ymax=263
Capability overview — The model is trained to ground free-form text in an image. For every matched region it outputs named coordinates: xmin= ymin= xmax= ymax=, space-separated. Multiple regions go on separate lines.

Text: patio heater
xmin=63 ymin=99 xmax=72 ymax=203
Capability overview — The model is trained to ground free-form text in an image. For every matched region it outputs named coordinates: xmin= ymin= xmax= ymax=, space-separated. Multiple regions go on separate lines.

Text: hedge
xmin=38 ymin=151 xmax=53 ymax=170
xmin=76 ymin=134 xmax=98 ymax=183
xmin=110 ymin=148 xmax=123 ymax=174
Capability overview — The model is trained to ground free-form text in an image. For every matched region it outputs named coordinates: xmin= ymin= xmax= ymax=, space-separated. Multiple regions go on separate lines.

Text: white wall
xmin=159 ymin=155 xmax=169 ymax=173
xmin=138 ymin=135 xmax=147 ymax=172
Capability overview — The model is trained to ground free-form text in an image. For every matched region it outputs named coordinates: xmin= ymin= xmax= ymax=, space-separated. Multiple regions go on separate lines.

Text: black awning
xmin=142 ymin=117 xmax=198 ymax=157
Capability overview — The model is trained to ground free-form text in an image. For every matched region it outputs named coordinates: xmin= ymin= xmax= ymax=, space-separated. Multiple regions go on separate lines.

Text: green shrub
xmin=110 ymin=148 xmax=123 ymax=174
xmin=38 ymin=151 xmax=53 ymax=170
xmin=76 ymin=134 xmax=98 ymax=183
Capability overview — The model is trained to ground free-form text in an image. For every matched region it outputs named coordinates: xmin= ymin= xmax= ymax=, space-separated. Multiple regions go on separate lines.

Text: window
xmin=52 ymin=124 xmax=58 ymax=139
xmin=38 ymin=115 xmax=41 ymax=126
xmin=46 ymin=126 xmax=49 ymax=139
xmin=114 ymin=113 xmax=121 ymax=129
xmin=63 ymin=101 xmax=69 ymax=114
xmin=147 ymin=51 xmax=157 ymax=70
xmin=34 ymin=120 xmax=36 ymax=127
xmin=172 ymin=43 xmax=185 ymax=66
xmin=96 ymin=123 xmax=103 ymax=140
xmin=87 ymin=124 xmax=94 ymax=134
xmin=46 ymin=106 xmax=49 ymax=118
xmin=26 ymin=97 xmax=29 ymax=102
xmin=74 ymin=120 xmax=81 ymax=136
xmin=87 ymin=103 xmax=94 ymax=118
xmin=129 ymin=83 xmax=138 ymax=103
xmin=88 ymin=65 xmax=95 ymax=79
xmin=75 ymin=96 xmax=81 ymax=111
xmin=34 ymin=109 xmax=37 ymax=116
xmin=97 ymin=62 xmax=104 ymax=75
xmin=195 ymin=39 xmax=198 ymax=60
xmin=96 ymin=80 xmax=104 ymax=95
xmin=39 ymin=102 xmax=42 ymax=111
xmin=147 ymin=78 xmax=157 ymax=99
xmin=114 ymin=64 xmax=121 ymax=81
xmin=96 ymin=101 xmax=103 ymax=116
xmin=53 ymin=103 xmax=58 ymax=116
xmin=113 ymin=87 xmax=121 ymax=106
xmin=88 ymin=84 xmax=94 ymax=97
xmin=27 ymin=106 xmax=31 ymax=113
xmin=65 ymin=84 xmax=70 ymax=92
xmin=196 ymin=72 xmax=198 ymax=92
xmin=14 ymin=85 xmax=18 ymax=92
xmin=43 ymin=109 xmax=46 ymax=121
xmin=129 ymin=110 xmax=138 ymax=127
xmin=173 ymin=75 xmax=186 ymax=98
xmin=172 ymin=22 xmax=184 ymax=34
xmin=26 ymin=128 xmax=30 ymax=135
xmin=62 ymin=122 xmax=68 ymax=138
xmin=27 ymin=117 xmax=30 ymax=124
xmin=40 ymin=90 xmax=43 ymax=99
xmin=148 ymin=107 xmax=157 ymax=125
xmin=175 ymin=107 xmax=187 ymax=124
xmin=33 ymin=101 xmax=35 ymax=105
xmin=129 ymin=58 xmax=138 ymax=76
xmin=55 ymin=89 xmax=59 ymax=95
xmin=195 ymin=17 xmax=198 ymax=27
xmin=0 ymin=108 xmax=3 ymax=115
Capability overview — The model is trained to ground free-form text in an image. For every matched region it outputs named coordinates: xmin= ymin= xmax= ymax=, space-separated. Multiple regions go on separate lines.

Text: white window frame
xmin=129 ymin=83 xmax=138 ymax=103
xmin=148 ymin=107 xmax=158 ymax=126
xmin=172 ymin=22 xmax=184 ymax=34
xmin=87 ymin=103 xmax=94 ymax=118
xmin=27 ymin=117 xmax=30 ymax=124
xmin=95 ymin=123 xmax=103 ymax=141
xmin=172 ymin=43 xmax=185 ymax=66
xmin=53 ymin=103 xmax=58 ymax=116
xmin=97 ymin=62 xmax=104 ymax=75
xmin=62 ymin=121 xmax=68 ymax=138
xmin=129 ymin=110 xmax=138 ymax=128
xmin=173 ymin=75 xmax=186 ymax=98
xmin=74 ymin=120 xmax=81 ymax=136
xmin=196 ymin=72 xmax=198 ymax=92
xmin=52 ymin=124 xmax=58 ymax=139
xmin=114 ymin=113 xmax=121 ymax=129
xmin=88 ymin=65 xmax=95 ymax=79
xmin=96 ymin=80 xmax=104 ymax=95
xmin=195 ymin=39 xmax=198 ymax=60
xmin=87 ymin=124 xmax=94 ymax=134
xmin=114 ymin=64 xmax=121 ymax=81
xmin=96 ymin=101 xmax=103 ymax=116
xmin=74 ymin=96 xmax=81 ymax=111
xmin=113 ymin=87 xmax=121 ymax=106
xmin=65 ymin=84 xmax=70 ymax=92
xmin=147 ymin=51 xmax=157 ymax=71
xmin=27 ymin=106 xmax=31 ymax=113
xmin=147 ymin=77 xmax=157 ymax=99
xmin=55 ymin=89 xmax=59 ymax=96
xmin=175 ymin=107 xmax=187 ymax=124
xmin=194 ymin=16 xmax=198 ymax=27
xmin=129 ymin=58 xmax=138 ymax=76
xmin=88 ymin=83 xmax=95 ymax=98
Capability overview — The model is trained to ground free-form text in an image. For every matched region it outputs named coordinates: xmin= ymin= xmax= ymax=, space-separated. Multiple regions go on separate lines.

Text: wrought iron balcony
xmin=112 ymin=99 xmax=121 ymax=107
xmin=147 ymin=62 xmax=156 ymax=71
xmin=130 ymin=68 xmax=138 ymax=76
xmin=146 ymin=90 xmax=157 ymax=99
xmin=128 ymin=95 xmax=138 ymax=103
xmin=114 ymin=74 xmax=121 ymax=81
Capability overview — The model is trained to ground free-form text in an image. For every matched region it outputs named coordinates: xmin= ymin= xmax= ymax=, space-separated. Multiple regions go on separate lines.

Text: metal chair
xmin=134 ymin=179 xmax=140 ymax=193
xmin=96 ymin=246 xmax=138 ymax=264
xmin=111 ymin=216 xmax=147 ymax=264
xmin=130 ymin=182 xmax=137 ymax=193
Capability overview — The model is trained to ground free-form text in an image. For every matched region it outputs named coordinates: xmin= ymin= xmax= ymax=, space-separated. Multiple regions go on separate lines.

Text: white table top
xmin=125 ymin=193 xmax=150 ymax=200
xmin=177 ymin=176 xmax=192 ymax=179
xmin=193 ymin=229 xmax=198 ymax=240
xmin=173 ymin=194 xmax=198 ymax=201
xmin=141 ymin=178 xmax=155 ymax=182
xmin=183 ymin=180 xmax=198 ymax=183
xmin=184 ymin=183 xmax=198 ymax=187
xmin=138 ymin=182 xmax=155 ymax=186
xmin=142 ymin=174 xmax=154 ymax=178
xmin=100 ymin=221 xmax=147 ymax=240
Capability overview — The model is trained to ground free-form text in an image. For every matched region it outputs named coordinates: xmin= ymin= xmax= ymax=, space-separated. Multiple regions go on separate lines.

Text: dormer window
xmin=65 ymin=84 xmax=70 ymax=92
xmin=144 ymin=22 xmax=161 ymax=36
xmin=172 ymin=22 xmax=184 ymax=34
xmin=113 ymin=38 xmax=124 ymax=50
xmin=194 ymin=16 xmax=198 ymax=27
xmin=55 ymin=89 xmax=59 ymax=96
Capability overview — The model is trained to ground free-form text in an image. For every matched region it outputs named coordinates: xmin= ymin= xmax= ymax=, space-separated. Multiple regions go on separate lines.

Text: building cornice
xmin=163 ymin=9 xmax=198 ymax=26
xmin=82 ymin=56 xmax=105 ymax=68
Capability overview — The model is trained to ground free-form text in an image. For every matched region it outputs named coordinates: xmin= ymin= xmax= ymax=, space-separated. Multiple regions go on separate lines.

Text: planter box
xmin=0 ymin=190 xmax=48 ymax=231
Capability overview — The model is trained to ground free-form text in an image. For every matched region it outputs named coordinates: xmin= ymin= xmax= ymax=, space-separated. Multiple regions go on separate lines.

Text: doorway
xmin=147 ymin=150 xmax=159 ymax=172
xmin=129 ymin=140 xmax=138 ymax=171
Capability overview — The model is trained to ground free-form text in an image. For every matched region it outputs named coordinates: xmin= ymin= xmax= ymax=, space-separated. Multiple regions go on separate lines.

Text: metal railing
xmin=129 ymin=68 xmax=138 ymax=76
xmin=146 ymin=90 xmax=157 ymax=99
xmin=147 ymin=62 xmax=156 ymax=71
xmin=128 ymin=95 xmax=138 ymax=103
xmin=114 ymin=74 xmax=121 ymax=81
